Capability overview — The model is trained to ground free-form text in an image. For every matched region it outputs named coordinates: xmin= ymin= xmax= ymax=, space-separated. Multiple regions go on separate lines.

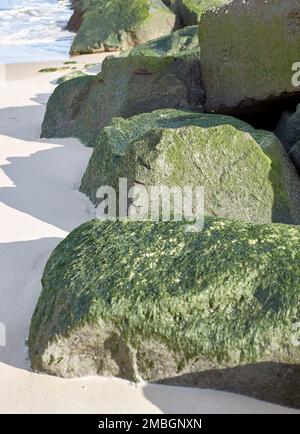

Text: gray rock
xmin=199 ymin=0 xmax=300 ymax=115
xmin=41 ymin=27 xmax=203 ymax=146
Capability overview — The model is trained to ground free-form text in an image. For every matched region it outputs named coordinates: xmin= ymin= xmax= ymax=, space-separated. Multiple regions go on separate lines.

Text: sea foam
xmin=0 ymin=0 xmax=74 ymax=63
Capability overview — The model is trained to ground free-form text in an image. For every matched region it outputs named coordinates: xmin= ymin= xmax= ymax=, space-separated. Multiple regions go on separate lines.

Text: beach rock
xmin=41 ymin=75 xmax=95 ymax=140
xmin=164 ymin=0 xmax=231 ymax=26
xmin=80 ymin=109 xmax=300 ymax=225
xmin=277 ymin=105 xmax=300 ymax=174
xmin=69 ymin=0 xmax=176 ymax=55
xmin=66 ymin=0 xmax=84 ymax=32
xmin=41 ymin=27 xmax=203 ymax=145
xmin=199 ymin=0 xmax=300 ymax=115
xmin=29 ymin=218 xmax=300 ymax=407
xmin=56 ymin=70 xmax=87 ymax=85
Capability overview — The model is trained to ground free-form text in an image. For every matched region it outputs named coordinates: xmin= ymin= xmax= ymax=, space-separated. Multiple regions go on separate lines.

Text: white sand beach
xmin=0 ymin=57 xmax=298 ymax=414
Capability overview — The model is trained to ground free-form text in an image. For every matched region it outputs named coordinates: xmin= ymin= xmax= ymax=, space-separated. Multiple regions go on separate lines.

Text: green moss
xmin=39 ymin=66 xmax=70 ymax=73
xmin=29 ymin=218 xmax=300 ymax=379
xmin=38 ymin=68 xmax=59 ymax=73
xmin=70 ymin=0 xmax=175 ymax=55
xmin=182 ymin=0 xmax=229 ymax=14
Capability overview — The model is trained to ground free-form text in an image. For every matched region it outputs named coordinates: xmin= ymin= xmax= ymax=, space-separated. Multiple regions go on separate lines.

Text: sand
xmin=0 ymin=55 xmax=298 ymax=414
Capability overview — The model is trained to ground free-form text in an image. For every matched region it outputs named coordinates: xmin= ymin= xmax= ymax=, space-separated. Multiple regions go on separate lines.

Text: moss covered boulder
xmin=277 ymin=105 xmax=300 ymax=174
xmin=199 ymin=0 xmax=300 ymax=114
xmin=69 ymin=0 xmax=175 ymax=55
xmin=41 ymin=27 xmax=203 ymax=146
xmin=28 ymin=218 xmax=300 ymax=406
xmin=80 ymin=109 xmax=300 ymax=225
xmin=165 ymin=0 xmax=230 ymax=26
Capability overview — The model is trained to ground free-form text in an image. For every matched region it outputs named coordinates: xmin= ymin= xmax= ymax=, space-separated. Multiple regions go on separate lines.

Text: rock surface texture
xmin=199 ymin=0 xmax=300 ymax=114
xmin=29 ymin=219 xmax=300 ymax=407
xmin=80 ymin=109 xmax=300 ymax=225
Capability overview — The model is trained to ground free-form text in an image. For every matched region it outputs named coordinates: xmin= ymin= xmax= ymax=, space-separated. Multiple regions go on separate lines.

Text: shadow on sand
xmin=144 ymin=362 xmax=300 ymax=410
xmin=0 ymin=142 xmax=93 ymax=232
xmin=0 ymin=238 xmax=62 ymax=369
xmin=0 ymin=96 xmax=94 ymax=369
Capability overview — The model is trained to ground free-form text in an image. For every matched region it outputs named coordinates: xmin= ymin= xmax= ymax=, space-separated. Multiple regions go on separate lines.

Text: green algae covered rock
xmin=70 ymin=0 xmax=175 ymax=55
xmin=41 ymin=28 xmax=203 ymax=145
xmin=29 ymin=218 xmax=300 ymax=384
xmin=199 ymin=0 xmax=300 ymax=114
xmin=41 ymin=74 xmax=95 ymax=140
xmin=80 ymin=109 xmax=300 ymax=225
xmin=165 ymin=0 xmax=231 ymax=25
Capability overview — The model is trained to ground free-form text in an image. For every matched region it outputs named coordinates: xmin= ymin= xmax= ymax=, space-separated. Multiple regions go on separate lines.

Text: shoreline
xmin=0 ymin=0 xmax=74 ymax=66
xmin=0 ymin=52 xmax=112 ymax=81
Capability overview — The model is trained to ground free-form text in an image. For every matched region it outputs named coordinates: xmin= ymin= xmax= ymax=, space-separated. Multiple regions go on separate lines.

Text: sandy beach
xmin=0 ymin=57 xmax=298 ymax=414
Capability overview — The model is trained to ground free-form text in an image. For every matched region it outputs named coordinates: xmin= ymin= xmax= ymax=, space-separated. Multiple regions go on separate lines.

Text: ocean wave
xmin=0 ymin=0 xmax=73 ymax=48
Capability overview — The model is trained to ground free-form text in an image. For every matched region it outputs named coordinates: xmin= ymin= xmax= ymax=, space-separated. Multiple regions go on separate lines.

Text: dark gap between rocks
xmin=207 ymin=94 xmax=300 ymax=132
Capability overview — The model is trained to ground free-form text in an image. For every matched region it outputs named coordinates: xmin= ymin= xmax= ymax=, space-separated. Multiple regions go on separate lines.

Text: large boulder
xmin=80 ymin=109 xmax=300 ymax=225
xmin=199 ymin=0 xmax=300 ymax=115
xmin=29 ymin=218 xmax=300 ymax=407
xmin=277 ymin=104 xmax=300 ymax=174
xmin=41 ymin=74 xmax=95 ymax=142
xmin=41 ymin=27 xmax=203 ymax=146
xmin=69 ymin=0 xmax=176 ymax=55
